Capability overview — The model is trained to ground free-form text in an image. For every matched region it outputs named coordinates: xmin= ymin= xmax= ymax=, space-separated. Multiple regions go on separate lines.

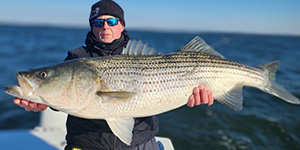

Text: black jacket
xmin=64 ymin=31 xmax=159 ymax=150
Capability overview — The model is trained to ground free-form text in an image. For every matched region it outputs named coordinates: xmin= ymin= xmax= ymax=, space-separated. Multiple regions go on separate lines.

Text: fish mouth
xmin=4 ymin=85 xmax=24 ymax=98
xmin=16 ymin=72 xmax=35 ymax=96
xmin=4 ymin=72 xmax=36 ymax=98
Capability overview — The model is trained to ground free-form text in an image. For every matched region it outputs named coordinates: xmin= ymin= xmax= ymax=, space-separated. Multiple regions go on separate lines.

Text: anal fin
xmin=216 ymin=83 xmax=244 ymax=111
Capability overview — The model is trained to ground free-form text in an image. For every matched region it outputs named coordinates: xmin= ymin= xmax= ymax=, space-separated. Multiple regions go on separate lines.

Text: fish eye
xmin=39 ymin=71 xmax=48 ymax=78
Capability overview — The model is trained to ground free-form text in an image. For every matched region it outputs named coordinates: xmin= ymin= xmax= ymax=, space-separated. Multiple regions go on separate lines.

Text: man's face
xmin=92 ymin=15 xmax=124 ymax=43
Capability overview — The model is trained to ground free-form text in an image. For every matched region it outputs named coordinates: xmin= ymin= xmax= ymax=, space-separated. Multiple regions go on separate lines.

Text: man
xmin=14 ymin=0 xmax=214 ymax=149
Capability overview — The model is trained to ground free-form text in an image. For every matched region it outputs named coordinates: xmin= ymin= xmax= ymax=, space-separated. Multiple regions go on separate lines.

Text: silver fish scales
xmin=87 ymin=50 xmax=265 ymax=114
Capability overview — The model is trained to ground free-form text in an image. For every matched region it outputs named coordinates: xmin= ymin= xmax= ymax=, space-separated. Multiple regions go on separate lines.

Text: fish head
xmin=5 ymin=60 xmax=104 ymax=114
xmin=5 ymin=63 xmax=75 ymax=106
xmin=5 ymin=65 xmax=69 ymax=103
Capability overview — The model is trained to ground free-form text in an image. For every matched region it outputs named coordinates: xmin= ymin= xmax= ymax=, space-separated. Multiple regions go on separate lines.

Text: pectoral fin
xmin=96 ymin=91 xmax=136 ymax=98
xmin=96 ymin=91 xmax=137 ymax=103
xmin=106 ymin=118 xmax=135 ymax=145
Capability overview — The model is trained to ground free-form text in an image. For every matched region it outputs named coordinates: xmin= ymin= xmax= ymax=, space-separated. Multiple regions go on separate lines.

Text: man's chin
xmin=100 ymin=37 xmax=114 ymax=43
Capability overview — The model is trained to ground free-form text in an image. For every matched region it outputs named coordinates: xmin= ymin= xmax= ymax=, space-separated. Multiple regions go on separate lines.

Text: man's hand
xmin=187 ymin=84 xmax=214 ymax=107
xmin=14 ymin=97 xmax=48 ymax=112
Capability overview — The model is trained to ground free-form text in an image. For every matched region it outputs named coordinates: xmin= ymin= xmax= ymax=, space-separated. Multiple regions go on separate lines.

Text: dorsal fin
xmin=122 ymin=40 xmax=159 ymax=55
xmin=180 ymin=36 xmax=225 ymax=58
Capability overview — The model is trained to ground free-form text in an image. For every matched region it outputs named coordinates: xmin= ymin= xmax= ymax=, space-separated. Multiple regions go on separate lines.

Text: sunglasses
xmin=92 ymin=18 xmax=119 ymax=27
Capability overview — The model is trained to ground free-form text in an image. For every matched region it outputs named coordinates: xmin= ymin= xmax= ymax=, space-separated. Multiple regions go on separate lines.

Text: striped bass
xmin=5 ymin=37 xmax=300 ymax=145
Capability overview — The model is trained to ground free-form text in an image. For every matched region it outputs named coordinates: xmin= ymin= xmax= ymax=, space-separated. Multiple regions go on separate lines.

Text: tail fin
xmin=258 ymin=61 xmax=300 ymax=104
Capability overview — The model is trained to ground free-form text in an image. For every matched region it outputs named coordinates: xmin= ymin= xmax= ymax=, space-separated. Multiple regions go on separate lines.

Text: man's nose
xmin=103 ymin=21 xmax=110 ymax=29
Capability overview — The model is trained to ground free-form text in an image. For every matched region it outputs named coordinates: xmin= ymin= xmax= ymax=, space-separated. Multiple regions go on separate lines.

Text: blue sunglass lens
xmin=106 ymin=18 xmax=118 ymax=26
xmin=93 ymin=18 xmax=118 ymax=27
xmin=93 ymin=19 xmax=104 ymax=27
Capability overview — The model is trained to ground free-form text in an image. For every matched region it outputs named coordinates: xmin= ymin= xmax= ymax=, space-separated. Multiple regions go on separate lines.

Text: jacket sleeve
xmin=64 ymin=46 xmax=89 ymax=61
xmin=64 ymin=51 xmax=79 ymax=61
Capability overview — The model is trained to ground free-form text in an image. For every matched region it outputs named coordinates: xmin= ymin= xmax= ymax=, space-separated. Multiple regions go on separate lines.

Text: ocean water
xmin=0 ymin=24 xmax=299 ymax=150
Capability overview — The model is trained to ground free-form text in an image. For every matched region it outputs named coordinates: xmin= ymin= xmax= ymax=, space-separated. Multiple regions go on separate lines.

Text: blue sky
xmin=0 ymin=0 xmax=299 ymax=36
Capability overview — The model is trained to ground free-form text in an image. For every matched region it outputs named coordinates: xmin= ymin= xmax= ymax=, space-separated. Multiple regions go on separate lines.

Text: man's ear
xmin=120 ymin=26 xmax=124 ymax=33
xmin=120 ymin=23 xmax=125 ymax=32
xmin=119 ymin=20 xmax=125 ymax=31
